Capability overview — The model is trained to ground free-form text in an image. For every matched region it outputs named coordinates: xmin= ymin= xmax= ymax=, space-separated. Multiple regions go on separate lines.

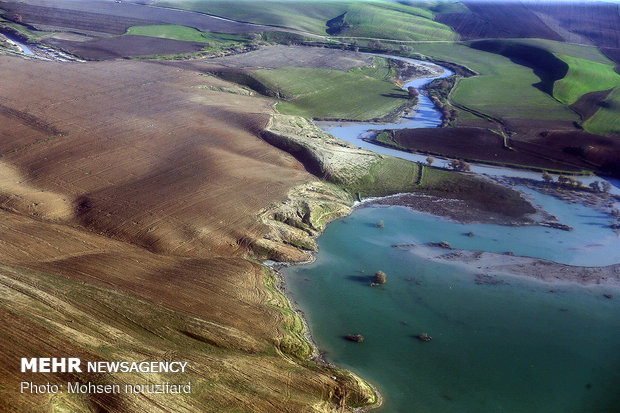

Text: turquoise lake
xmin=285 ymin=202 xmax=620 ymax=412
xmin=288 ymin=55 xmax=620 ymax=412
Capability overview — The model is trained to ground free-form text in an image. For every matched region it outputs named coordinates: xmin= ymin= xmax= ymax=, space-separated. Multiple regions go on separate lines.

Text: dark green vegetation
xmin=419 ymin=166 xmax=536 ymax=218
xmin=583 ymin=87 xmax=620 ymax=137
xmin=343 ymin=157 xmax=422 ymax=197
xmin=346 ymin=156 xmax=537 ymax=218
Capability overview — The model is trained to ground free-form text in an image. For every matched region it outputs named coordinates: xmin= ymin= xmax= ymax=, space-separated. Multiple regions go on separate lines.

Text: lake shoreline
xmin=265 ymin=258 xmax=385 ymax=411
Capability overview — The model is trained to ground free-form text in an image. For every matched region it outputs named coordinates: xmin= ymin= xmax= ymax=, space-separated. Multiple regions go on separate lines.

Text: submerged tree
xmin=601 ymin=181 xmax=612 ymax=193
xmin=426 ymin=156 xmax=434 ymax=166
xmin=589 ymin=181 xmax=601 ymax=192
xmin=557 ymin=175 xmax=568 ymax=186
xmin=449 ymin=159 xmax=471 ymax=172
xmin=373 ymin=271 xmax=387 ymax=284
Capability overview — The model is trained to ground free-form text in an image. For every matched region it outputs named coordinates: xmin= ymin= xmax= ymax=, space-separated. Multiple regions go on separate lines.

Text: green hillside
xmin=155 ymin=0 xmax=456 ymax=40
xmin=553 ymin=54 xmax=619 ymax=105
xmin=583 ymin=87 xmax=620 ymax=137
xmin=252 ymin=58 xmax=409 ymax=120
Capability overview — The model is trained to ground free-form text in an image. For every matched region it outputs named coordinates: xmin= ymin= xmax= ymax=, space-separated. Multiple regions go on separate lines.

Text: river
xmin=285 ymin=57 xmax=620 ymax=412
xmin=1 ymin=32 xmax=34 ymax=55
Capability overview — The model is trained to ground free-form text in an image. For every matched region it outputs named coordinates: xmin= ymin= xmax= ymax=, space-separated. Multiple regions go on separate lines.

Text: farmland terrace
xmin=0 ymin=56 xmax=380 ymax=412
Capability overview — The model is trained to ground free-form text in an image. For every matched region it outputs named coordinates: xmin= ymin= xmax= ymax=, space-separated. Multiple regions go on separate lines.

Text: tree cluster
xmin=448 ymin=159 xmax=471 ymax=172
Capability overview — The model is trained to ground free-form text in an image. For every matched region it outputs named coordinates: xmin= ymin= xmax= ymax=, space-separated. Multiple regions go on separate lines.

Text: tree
xmin=589 ymin=181 xmax=601 ymax=192
xmin=6 ymin=13 xmax=22 ymax=23
xmin=373 ymin=271 xmax=387 ymax=284
xmin=542 ymin=171 xmax=553 ymax=184
xmin=601 ymin=181 xmax=611 ymax=193
xmin=448 ymin=159 xmax=471 ymax=172
xmin=557 ymin=175 xmax=568 ymax=186
xmin=407 ymin=86 xmax=418 ymax=99
xmin=368 ymin=40 xmax=384 ymax=50
xmin=426 ymin=156 xmax=434 ymax=166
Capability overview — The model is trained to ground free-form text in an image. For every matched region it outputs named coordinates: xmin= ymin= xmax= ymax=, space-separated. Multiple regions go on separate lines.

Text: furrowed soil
xmin=384 ymin=127 xmax=620 ymax=176
xmin=437 ymin=1 xmax=620 ymax=50
xmin=0 ymin=56 xmax=376 ymax=412
xmin=44 ymin=35 xmax=207 ymax=60
xmin=210 ymin=45 xmax=375 ymax=71
xmin=0 ymin=0 xmax=284 ymax=35
xmin=386 ymin=128 xmax=585 ymax=172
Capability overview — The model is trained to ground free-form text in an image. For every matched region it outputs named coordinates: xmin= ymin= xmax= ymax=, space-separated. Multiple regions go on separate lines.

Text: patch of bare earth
xmin=211 ymin=45 xmax=375 ymax=71
xmin=43 ymin=35 xmax=207 ymax=60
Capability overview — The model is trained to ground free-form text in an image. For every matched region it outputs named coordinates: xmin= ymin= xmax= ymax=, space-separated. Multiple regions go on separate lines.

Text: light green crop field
xmin=334 ymin=2 xmax=456 ymax=41
xmin=155 ymin=0 xmax=455 ymax=40
xmin=125 ymin=24 xmax=246 ymax=44
xmin=583 ymin=87 xmax=620 ymax=136
xmin=412 ymin=42 xmax=577 ymax=121
xmin=511 ymin=38 xmax=613 ymax=64
xmin=156 ymin=0 xmax=349 ymax=34
xmin=253 ymin=58 xmax=409 ymax=120
xmin=553 ymin=54 xmax=619 ymax=105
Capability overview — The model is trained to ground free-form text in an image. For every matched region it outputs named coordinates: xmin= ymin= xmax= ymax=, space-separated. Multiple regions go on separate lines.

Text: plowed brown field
xmin=0 ymin=57 xmax=368 ymax=411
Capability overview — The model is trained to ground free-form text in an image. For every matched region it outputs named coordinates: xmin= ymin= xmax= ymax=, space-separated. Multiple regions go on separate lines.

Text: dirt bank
xmin=407 ymin=245 xmax=620 ymax=288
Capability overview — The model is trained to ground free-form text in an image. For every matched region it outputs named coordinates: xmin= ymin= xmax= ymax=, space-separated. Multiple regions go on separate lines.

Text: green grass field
xmin=156 ymin=0 xmax=349 ymax=34
xmin=413 ymin=39 xmax=619 ymax=135
xmin=553 ymin=54 xmax=619 ymax=105
xmin=333 ymin=2 xmax=456 ymax=41
xmin=155 ymin=0 xmax=456 ymax=40
xmin=253 ymin=57 xmax=410 ymax=120
xmin=583 ymin=87 xmax=620 ymax=136
xmin=126 ymin=24 xmax=247 ymax=45
xmin=412 ymin=42 xmax=577 ymax=121
xmin=508 ymin=38 xmax=614 ymax=64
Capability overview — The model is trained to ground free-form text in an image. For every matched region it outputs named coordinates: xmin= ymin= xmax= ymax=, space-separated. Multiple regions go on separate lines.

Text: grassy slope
xmin=553 ymin=54 xmax=619 ymax=105
xmin=344 ymin=157 xmax=535 ymax=217
xmin=155 ymin=0 xmax=349 ymax=34
xmin=414 ymin=39 xmax=619 ymax=132
xmin=583 ymin=86 xmax=620 ymax=137
xmin=0 ymin=14 xmax=54 ymax=41
xmin=513 ymin=38 xmax=613 ymax=64
xmin=413 ymin=42 xmax=577 ymax=121
xmin=253 ymin=57 xmax=409 ymax=120
xmin=335 ymin=2 xmax=457 ymax=41
xmin=155 ymin=0 xmax=456 ymax=40
xmin=125 ymin=24 xmax=247 ymax=44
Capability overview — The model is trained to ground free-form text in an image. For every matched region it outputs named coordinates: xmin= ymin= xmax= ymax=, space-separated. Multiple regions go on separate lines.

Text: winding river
xmin=285 ymin=57 xmax=620 ymax=412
